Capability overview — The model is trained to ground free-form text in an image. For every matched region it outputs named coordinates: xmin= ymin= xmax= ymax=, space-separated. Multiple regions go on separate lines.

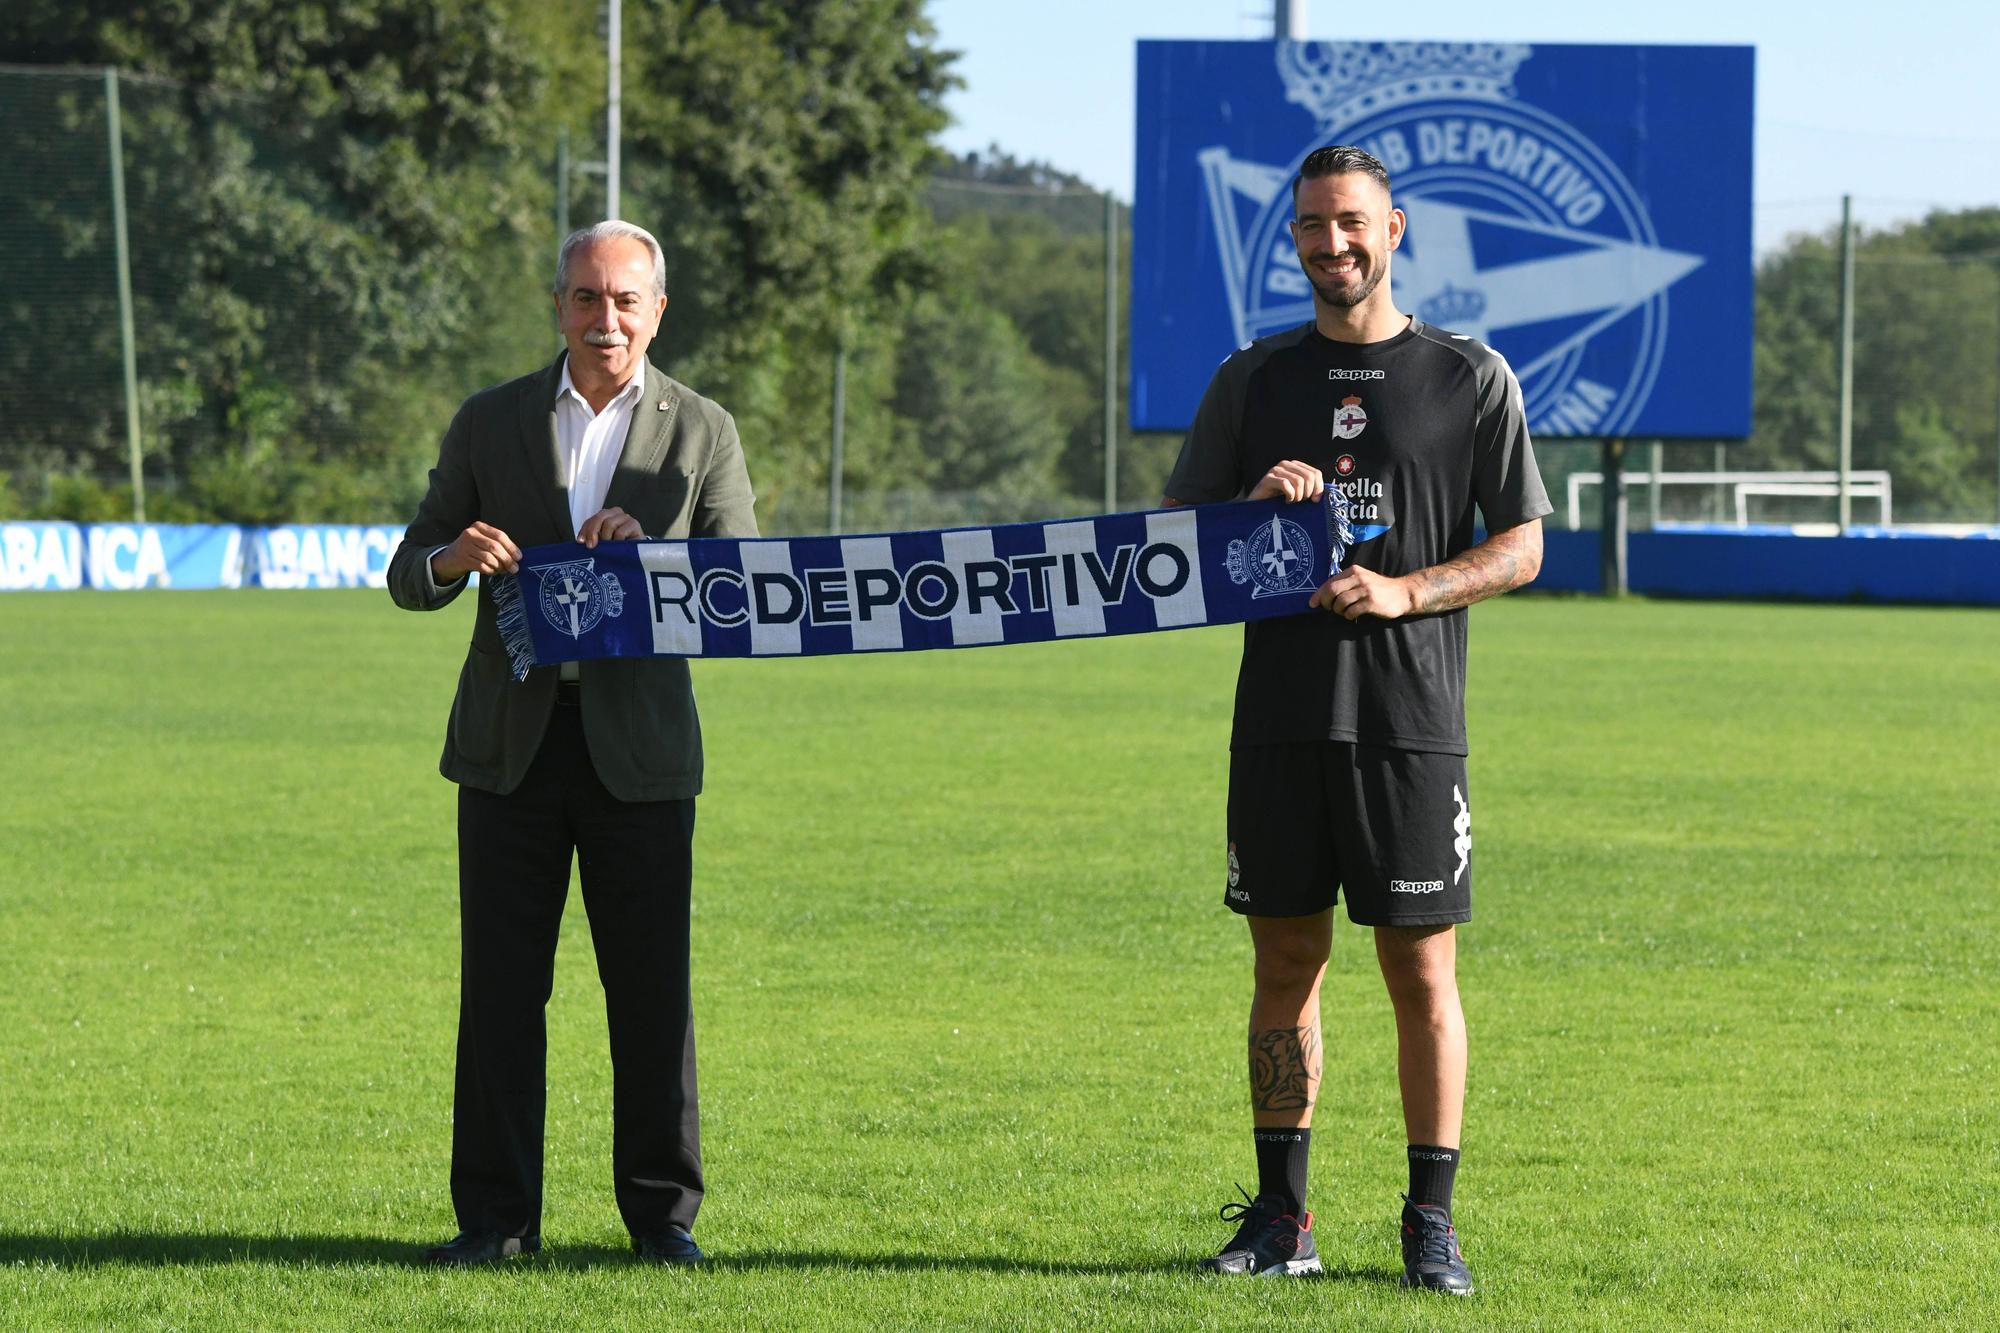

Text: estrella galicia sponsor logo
xmin=1334 ymin=469 xmax=1389 ymax=542
xmin=1198 ymin=42 xmax=1704 ymax=438
xmin=536 ymin=558 xmax=626 ymax=639
xmin=1452 ymin=783 xmax=1471 ymax=884
xmin=1389 ymin=878 xmax=1446 ymax=895
xmin=1226 ymin=514 xmax=1318 ymax=598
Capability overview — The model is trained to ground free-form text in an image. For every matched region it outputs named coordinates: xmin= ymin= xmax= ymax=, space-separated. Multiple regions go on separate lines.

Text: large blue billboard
xmin=1132 ymin=41 xmax=1754 ymax=438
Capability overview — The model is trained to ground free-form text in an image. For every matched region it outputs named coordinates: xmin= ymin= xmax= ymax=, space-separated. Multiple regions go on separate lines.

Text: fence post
xmin=1103 ymin=190 xmax=1119 ymax=513
xmin=105 ymin=67 xmax=144 ymax=522
xmin=1600 ymin=438 xmax=1627 ymax=594
xmin=1837 ymin=194 xmax=1855 ymax=533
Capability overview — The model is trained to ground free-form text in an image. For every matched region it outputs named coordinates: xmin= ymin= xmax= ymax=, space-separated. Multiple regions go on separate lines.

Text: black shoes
xmin=633 ymin=1225 xmax=705 ymax=1265
xmin=1196 ymin=1186 xmax=1323 ymax=1277
xmin=422 ymin=1227 xmax=703 ymax=1266
xmin=1399 ymin=1195 xmax=1475 ymax=1295
xmin=422 ymin=1231 xmax=540 ymax=1267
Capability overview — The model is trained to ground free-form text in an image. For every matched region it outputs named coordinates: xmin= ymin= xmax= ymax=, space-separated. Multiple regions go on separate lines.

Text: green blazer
xmin=388 ymin=355 xmax=758 ymax=801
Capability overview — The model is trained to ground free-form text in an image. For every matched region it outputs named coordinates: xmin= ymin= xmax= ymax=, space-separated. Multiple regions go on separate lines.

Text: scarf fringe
xmin=491 ymin=572 xmax=536 ymax=682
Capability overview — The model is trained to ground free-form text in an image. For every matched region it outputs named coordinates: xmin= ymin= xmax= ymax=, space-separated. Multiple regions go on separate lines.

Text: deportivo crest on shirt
xmin=1332 ymin=395 xmax=1369 ymax=440
xmin=534 ymin=557 xmax=627 ymax=639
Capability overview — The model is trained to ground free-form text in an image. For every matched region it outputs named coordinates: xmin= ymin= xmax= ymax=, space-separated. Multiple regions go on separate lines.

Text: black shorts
xmin=1225 ymin=742 xmax=1472 ymax=926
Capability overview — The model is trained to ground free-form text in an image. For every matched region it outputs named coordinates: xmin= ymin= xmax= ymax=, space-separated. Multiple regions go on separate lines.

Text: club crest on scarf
xmin=1226 ymin=514 xmax=1316 ymax=598
xmin=534 ymin=558 xmax=626 ymax=639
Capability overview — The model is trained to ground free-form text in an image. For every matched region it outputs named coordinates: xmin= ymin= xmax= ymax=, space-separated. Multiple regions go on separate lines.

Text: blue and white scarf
xmin=491 ymin=493 xmax=1351 ymax=680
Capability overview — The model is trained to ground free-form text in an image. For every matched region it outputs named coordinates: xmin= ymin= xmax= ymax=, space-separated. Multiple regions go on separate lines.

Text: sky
xmin=926 ymin=0 xmax=2000 ymax=256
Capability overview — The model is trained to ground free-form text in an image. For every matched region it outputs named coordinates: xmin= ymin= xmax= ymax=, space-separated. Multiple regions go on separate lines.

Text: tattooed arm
xmin=1310 ymin=518 xmax=1543 ymax=621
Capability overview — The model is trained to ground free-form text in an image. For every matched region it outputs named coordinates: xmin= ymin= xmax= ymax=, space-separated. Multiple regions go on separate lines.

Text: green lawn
xmin=1 ymin=590 xmax=1994 ymax=1330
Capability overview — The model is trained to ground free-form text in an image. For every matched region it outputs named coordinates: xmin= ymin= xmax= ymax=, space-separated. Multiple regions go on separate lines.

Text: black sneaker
xmin=1196 ymin=1186 xmax=1322 ymax=1277
xmin=1399 ymin=1195 xmax=1474 ymax=1294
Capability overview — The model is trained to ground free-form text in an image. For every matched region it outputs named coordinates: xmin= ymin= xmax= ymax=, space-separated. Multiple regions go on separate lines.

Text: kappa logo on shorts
xmin=1452 ymin=784 xmax=1471 ymax=884
xmin=1389 ymin=878 xmax=1446 ymax=895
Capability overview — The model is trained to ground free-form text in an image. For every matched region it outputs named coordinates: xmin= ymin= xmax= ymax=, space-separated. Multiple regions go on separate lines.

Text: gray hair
xmin=553 ymin=220 xmax=668 ymax=300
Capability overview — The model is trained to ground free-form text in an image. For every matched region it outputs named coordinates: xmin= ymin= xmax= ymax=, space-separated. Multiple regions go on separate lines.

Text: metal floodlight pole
xmin=1273 ymin=0 xmax=1308 ymax=39
xmin=1837 ymin=194 xmax=1855 ymax=533
xmin=105 ymin=67 xmax=144 ymax=522
xmin=829 ymin=340 xmax=846 ymax=534
xmin=556 ymin=127 xmax=571 ymax=247
xmin=1103 ymin=190 xmax=1119 ymax=512
xmin=606 ymin=0 xmax=621 ymax=220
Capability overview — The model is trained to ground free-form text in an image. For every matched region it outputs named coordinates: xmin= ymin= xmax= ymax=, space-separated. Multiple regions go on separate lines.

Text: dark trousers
xmin=451 ymin=704 xmax=701 ymax=1239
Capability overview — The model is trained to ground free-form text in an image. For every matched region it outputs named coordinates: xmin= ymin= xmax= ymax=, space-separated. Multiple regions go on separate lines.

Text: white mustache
xmin=583 ymin=329 xmax=630 ymax=347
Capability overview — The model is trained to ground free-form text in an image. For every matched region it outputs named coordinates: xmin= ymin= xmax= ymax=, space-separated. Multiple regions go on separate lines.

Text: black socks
xmin=1407 ymin=1143 xmax=1460 ymax=1215
xmin=1253 ymin=1127 xmax=1312 ymax=1217
xmin=1250 ymin=1132 xmax=1459 ymax=1218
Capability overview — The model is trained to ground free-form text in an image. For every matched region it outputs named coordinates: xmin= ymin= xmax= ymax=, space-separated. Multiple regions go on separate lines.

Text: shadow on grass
xmin=0 ymin=1232 xmax=1402 ymax=1283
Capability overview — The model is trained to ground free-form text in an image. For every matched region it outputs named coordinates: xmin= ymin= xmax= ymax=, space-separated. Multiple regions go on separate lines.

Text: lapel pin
xmin=656 ymin=400 xmax=669 ymax=411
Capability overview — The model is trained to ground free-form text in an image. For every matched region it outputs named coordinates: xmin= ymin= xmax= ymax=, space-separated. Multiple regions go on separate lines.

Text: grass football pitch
xmin=1 ymin=589 xmax=1994 ymax=1330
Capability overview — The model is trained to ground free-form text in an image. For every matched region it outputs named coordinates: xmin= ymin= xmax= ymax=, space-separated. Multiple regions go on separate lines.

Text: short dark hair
xmin=1291 ymin=145 xmax=1392 ymax=211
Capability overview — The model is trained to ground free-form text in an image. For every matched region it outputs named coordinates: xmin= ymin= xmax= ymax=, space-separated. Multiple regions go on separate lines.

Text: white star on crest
xmin=1260 ymin=517 xmax=1298 ymax=576
xmin=557 ymin=575 xmax=591 ymax=637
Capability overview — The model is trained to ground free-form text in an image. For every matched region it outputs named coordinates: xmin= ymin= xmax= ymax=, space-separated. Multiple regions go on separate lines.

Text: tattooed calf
xmin=1250 ymin=1025 xmax=1321 ymax=1113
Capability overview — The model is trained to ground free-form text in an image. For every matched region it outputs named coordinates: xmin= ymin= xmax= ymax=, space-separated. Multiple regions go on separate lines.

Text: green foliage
xmin=1747 ymin=211 xmax=2000 ymax=519
xmin=885 ymin=289 xmax=1064 ymax=496
xmin=0 ymin=1 xmax=545 ymax=499
xmin=2 ymin=593 xmax=1997 ymax=1327
xmin=602 ymin=1 xmax=960 ymax=516
xmin=24 ymin=472 xmax=131 ymax=522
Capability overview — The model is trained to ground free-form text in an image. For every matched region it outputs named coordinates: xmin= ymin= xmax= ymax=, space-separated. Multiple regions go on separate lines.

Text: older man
xmin=389 ymin=220 xmax=757 ymax=1266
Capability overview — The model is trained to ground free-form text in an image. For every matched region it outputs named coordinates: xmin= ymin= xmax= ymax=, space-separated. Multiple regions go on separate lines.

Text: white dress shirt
xmin=555 ymin=358 xmax=645 ymax=538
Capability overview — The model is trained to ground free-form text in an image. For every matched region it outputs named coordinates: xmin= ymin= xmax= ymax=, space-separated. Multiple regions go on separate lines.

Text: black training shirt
xmin=1166 ymin=318 xmax=1551 ymax=755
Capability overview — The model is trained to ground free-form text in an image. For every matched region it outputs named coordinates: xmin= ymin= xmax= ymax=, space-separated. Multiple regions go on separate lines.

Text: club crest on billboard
xmin=1133 ymin=41 xmax=1754 ymax=439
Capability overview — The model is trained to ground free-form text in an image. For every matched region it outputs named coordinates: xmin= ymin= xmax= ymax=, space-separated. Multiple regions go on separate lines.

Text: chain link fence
xmin=0 ymin=63 xmax=553 ymax=525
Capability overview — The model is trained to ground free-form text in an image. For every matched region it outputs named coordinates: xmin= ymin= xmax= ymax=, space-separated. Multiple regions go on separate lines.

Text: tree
xmin=0 ymin=0 xmax=545 ymax=520
xmin=1747 ymin=210 xmax=2000 ymax=520
xmin=613 ymin=0 xmax=956 ymax=500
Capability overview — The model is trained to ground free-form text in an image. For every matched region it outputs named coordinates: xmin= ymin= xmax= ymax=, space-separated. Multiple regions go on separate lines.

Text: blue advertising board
xmin=1132 ymin=41 xmax=1754 ymax=438
xmin=0 ymin=522 xmax=406 ymax=590
xmin=84 ymin=523 xmax=243 ymax=589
